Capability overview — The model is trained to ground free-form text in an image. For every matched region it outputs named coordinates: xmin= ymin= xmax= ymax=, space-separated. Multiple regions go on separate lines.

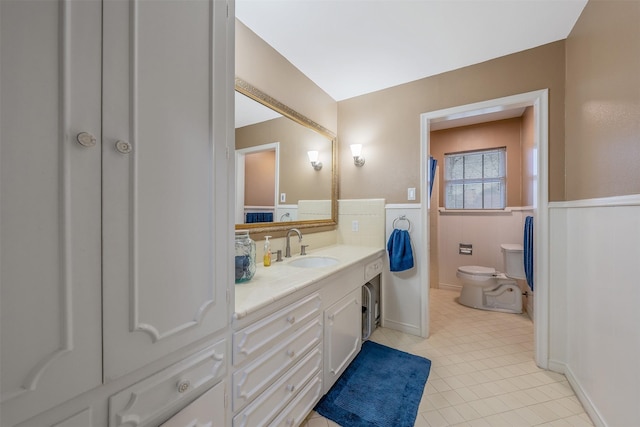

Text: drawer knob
xmin=286 ymin=384 xmax=295 ymax=392
xmin=177 ymin=380 xmax=190 ymax=393
xmin=286 ymin=349 xmax=295 ymax=358
xmin=115 ymin=140 xmax=132 ymax=154
xmin=76 ymin=132 xmax=97 ymax=148
xmin=286 ymin=315 xmax=295 ymax=324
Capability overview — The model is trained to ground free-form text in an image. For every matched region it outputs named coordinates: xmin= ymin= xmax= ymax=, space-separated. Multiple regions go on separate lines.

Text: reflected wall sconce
xmin=307 ymin=150 xmax=322 ymax=171
xmin=350 ymin=144 xmax=365 ymax=167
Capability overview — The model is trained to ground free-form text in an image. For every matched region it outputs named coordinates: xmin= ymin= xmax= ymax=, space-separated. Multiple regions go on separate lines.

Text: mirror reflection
xmin=235 ymin=79 xmax=337 ymax=231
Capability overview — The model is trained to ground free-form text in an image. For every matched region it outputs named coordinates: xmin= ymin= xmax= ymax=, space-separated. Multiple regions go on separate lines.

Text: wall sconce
xmin=350 ymin=144 xmax=365 ymax=167
xmin=307 ymin=150 xmax=322 ymax=171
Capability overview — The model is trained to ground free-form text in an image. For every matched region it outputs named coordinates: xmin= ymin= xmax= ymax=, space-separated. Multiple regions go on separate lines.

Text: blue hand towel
xmin=387 ymin=229 xmax=414 ymax=272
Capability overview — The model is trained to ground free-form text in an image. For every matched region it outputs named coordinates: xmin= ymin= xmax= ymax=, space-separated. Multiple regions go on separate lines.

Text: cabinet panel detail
xmin=52 ymin=408 xmax=93 ymax=427
xmin=233 ymin=293 xmax=321 ymax=364
xmin=232 ymin=347 xmax=321 ymax=427
xmin=109 ymin=339 xmax=226 ymax=427
xmin=324 ymin=288 xmax=362 ymax=393
xmin=232 ymin=317 xmax=322 ymax=411
xmin=269 ymin=374 xmax=323 ymax=427
xmin=102 ymin=0 xmax=229 ymax=380
xmin=0 ymin=0 xmax=102 ymax=424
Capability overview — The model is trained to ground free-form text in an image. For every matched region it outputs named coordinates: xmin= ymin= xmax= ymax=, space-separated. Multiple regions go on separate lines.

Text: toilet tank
xmin=501 ymin=243 xmax=526 ymax=279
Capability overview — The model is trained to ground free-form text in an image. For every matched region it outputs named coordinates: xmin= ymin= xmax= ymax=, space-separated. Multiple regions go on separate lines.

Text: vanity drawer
xmin=365 ymin=257 xmax=383 ymax=282
xmin=232 ymin=346 xmax=322 ymax=427
xmin=232 ymin=316 xmax=322 ymax=411
xmin=233 ymin=293 xmax=321 ymax=365
xmin=160 ymin=380 xmax=225 ymax=427
xmin=109 ymin=339 xmax=226 ymax=427
xmin=269 ymin=373 xmax=323 ymax=427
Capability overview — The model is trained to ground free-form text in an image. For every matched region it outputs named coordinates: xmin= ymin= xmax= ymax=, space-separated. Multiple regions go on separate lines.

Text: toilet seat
xmin=457 ymin=265 xmax=495 ymax=276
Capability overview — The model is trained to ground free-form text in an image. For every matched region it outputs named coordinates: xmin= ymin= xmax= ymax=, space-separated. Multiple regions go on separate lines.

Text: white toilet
xmin=457 ymin=244 xmax=526 ymax=314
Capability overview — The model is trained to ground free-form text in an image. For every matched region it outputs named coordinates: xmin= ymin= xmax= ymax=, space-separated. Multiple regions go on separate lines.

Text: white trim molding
xmin=549 ymin=193 xmax=640 ymax=209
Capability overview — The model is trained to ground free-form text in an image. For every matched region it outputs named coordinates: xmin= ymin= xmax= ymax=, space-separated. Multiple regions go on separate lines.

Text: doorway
xmin=420 ymin=89 xmax=550 ymax=368
xmin=235 ymin=142 xmax=280 ymax=224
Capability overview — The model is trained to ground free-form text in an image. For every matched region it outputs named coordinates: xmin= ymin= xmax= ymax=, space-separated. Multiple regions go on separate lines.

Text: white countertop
xmin=234 ymin=245 xmax=385 ymax=320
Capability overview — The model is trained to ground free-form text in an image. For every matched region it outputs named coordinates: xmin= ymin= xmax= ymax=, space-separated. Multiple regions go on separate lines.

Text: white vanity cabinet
xmin=231 ymin=250 xmax=384 ymax=426
xmin=1 ymin=1 xmax=232 ymax=426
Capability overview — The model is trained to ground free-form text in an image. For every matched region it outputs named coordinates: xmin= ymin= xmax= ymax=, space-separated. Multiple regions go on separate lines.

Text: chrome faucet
xmin=285 ymin=228 xmax=302 ymax=258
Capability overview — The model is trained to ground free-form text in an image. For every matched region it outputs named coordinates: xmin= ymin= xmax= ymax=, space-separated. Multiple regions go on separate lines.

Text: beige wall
xmin=236 ymin=116 xmax=333 ymax=204
xmin=565 ymin=0 xmax=640 ymax=200
xmin=431 ymin=118 xmax=523 ymax=208
xmin=521 ymin=106 xmax=535 ymax=206
xmin=338 ymin=41 xmax=566 ymax=204
xmin=236 ymin=20 xmax=337 ymax=133
xmin=245 ymin=150 xmax=275 ymax=206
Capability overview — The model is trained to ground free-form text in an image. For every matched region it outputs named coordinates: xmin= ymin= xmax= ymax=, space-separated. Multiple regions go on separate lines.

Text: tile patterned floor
xmin=303 ymin=288 xmax=594 ymax=427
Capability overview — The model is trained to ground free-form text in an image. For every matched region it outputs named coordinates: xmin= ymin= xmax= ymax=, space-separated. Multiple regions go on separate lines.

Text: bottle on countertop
xmin=263 ymin=235 xmax=272 ymax=267
xmin=234 ymin=230 xmax=256 ymax=283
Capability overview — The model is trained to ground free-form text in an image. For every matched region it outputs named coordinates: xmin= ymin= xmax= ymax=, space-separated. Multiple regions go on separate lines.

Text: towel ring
xmin=393 ymin=215 xmax=411 ymax=231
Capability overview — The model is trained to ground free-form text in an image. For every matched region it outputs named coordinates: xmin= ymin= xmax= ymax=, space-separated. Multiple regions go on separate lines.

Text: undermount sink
xmin=288 ymin=256 xmax=339 ymax=268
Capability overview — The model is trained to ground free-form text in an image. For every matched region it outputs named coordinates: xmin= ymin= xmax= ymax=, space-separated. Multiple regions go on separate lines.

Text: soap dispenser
xmin=263 ymin=236 xmax=272 ymax=267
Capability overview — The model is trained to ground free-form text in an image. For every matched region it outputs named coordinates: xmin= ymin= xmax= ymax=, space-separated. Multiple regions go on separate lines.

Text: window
xmin=444 ymin=148 xmax=506 ymax=209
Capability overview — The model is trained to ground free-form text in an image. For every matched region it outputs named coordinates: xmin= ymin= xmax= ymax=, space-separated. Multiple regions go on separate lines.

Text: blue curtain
xmin=524 ymin=216 xmax=534 ymax=291
xmin=429 ymin=156 xmax=437 ymax=198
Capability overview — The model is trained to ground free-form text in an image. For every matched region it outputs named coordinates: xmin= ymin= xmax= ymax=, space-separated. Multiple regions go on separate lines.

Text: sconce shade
xmin=307 ymin=150 xmax=322 ymax=171
xmin=350 ymin=144 xmax=365 ymax=167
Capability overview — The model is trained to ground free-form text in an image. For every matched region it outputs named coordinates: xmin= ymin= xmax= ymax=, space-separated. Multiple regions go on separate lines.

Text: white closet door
xmin=102 ymin=0 xmax=231 ymax=381
xmin=0 ymin=0 xmax=103 ymax=425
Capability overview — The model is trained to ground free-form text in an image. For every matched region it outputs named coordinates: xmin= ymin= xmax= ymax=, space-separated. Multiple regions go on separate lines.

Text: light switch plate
xmin=280 ymin=193 xmax=286 ymax=203
xmin=352 ymin=220 xmax=359 ymax=232
xmin=408 ymin=188 xmax=416 ymax=201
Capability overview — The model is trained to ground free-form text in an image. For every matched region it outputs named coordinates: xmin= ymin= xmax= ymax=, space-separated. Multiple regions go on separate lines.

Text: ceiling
xmin=236 ymin=0 xmax=587 ymax=102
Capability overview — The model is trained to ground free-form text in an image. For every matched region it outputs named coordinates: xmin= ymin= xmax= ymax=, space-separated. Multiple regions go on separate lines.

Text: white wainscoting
xmin=549 ymin=195 xmax=640 ymax=427
xmin=383 ymin=205 xmax=424 ymax=337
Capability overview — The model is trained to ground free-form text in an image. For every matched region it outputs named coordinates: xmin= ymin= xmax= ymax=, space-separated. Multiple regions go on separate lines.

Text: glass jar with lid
xmin=234 ymin=230 xmax=256 ymax=283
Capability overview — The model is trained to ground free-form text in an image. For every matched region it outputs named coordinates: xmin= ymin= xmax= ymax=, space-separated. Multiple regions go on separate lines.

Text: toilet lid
xmin=458 ymin=265 xmax=495 ymax=276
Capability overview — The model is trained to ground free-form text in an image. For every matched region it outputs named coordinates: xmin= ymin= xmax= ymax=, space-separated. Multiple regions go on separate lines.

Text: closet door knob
xmin=76 ymin=132 xmax=97 ymax=148
xmin=115 ymin=140 xmax=132 ymax=154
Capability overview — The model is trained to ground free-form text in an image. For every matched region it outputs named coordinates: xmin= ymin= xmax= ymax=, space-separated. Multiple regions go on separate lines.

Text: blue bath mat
xmin=314 ymin=340 xmax=431 ymax=427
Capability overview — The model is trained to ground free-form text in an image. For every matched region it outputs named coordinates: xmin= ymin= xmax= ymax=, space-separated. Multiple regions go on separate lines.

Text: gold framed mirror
xmin=235 ymin=78 xmax=338 ymax=232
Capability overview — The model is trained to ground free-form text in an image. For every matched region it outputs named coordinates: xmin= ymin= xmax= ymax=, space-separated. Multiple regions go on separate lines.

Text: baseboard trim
xmin=381 ymin=319 xmax=421 ymax=337
xmin=438 ymin=283 xmax=461 ymax=292
xmin=547 ymin=359 xmax=565 ymax=374
xmin=564 ymin=365 xmax=607 ymax=427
